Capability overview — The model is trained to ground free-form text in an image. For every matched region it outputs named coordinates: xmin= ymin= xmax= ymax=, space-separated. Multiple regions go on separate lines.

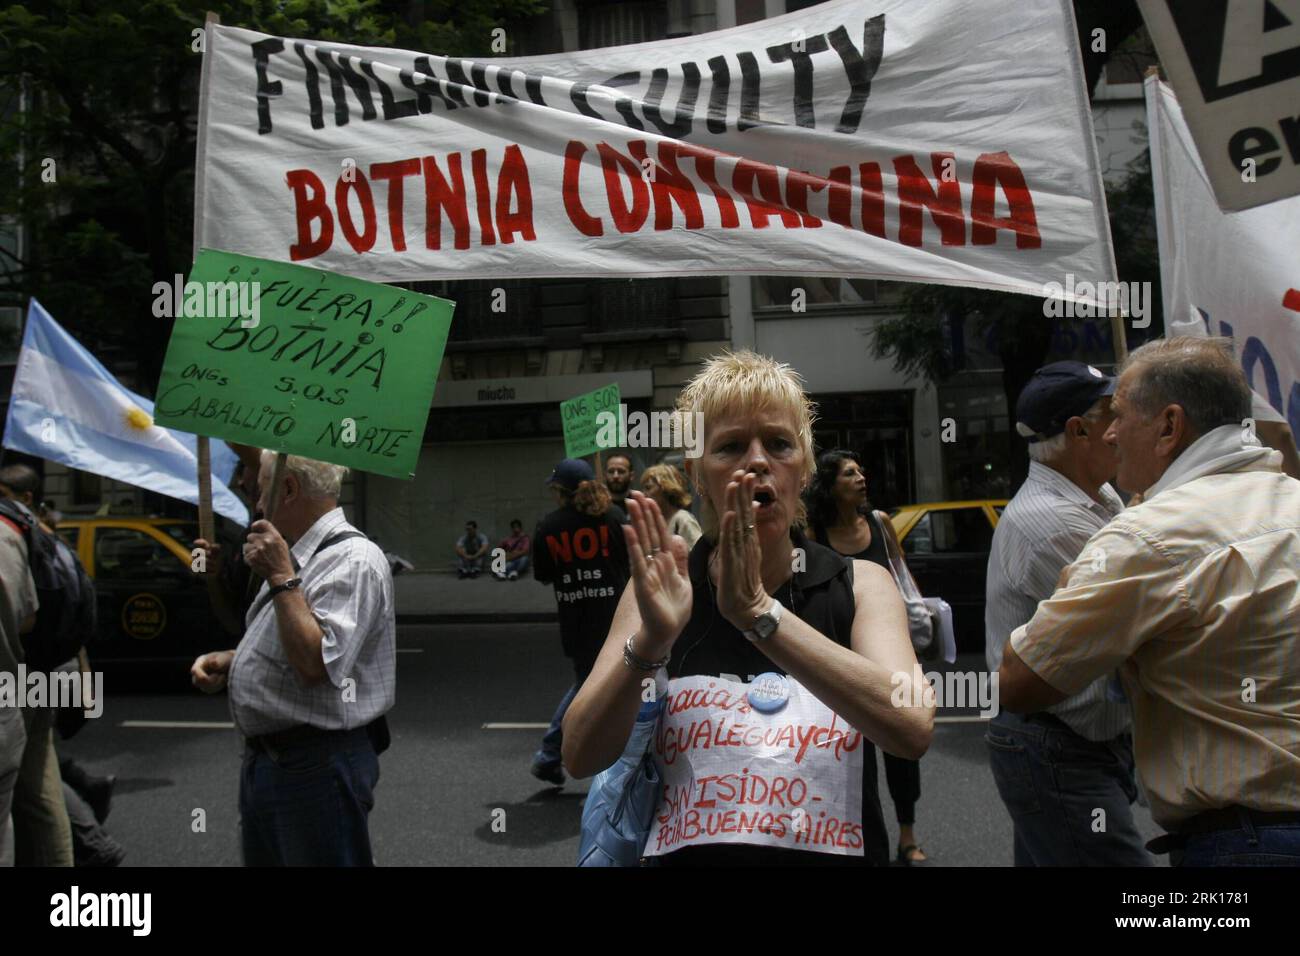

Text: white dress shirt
xmin=229 ymin=507 xmax=395 ymax=737
xmin=985 ymin=461 xmax=1131 ymax=741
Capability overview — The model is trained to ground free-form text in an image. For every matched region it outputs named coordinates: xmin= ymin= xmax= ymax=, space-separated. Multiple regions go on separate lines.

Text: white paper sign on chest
xmin=647 ymin=674 xmax=865 ymax=858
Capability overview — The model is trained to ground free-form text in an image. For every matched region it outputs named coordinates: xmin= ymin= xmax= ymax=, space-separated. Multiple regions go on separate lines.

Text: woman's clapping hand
xmin=623 ymin=491 xmax=693 ymax=655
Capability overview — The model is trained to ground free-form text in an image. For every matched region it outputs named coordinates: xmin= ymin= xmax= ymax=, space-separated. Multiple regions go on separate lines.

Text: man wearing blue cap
xmin=984 ymin=361 xmax=1152 ymax=866
xmin=529 ymin=459 xmax=630 ymax=785
xmin=998 ymin=338 xmax=1300 ymax=866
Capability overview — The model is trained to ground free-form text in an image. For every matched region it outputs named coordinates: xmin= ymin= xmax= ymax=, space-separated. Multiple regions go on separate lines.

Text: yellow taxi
xmin=57 ymin=517 xmax=216 ymax=676
xmin=888 ymin=500 xmax=1007 ymax=653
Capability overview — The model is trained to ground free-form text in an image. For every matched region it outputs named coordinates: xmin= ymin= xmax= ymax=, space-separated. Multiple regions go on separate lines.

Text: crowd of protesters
xmin=1 ymin=336 xmax=1297 ymax=869
xmin=0 ymin=464 xmax=122 ymax=868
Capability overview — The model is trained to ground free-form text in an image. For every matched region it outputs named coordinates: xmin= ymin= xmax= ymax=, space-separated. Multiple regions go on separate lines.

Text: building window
xmin=0 ymin=306 xmax=20 ymax=364
xmin=735 ymin=0 xmax=766 ymax=24
xmin=579 ymin=1 xmax=667 ymax=48
xmin=810 ymin=391 xmax=914 ymax=509
xmin=753 ymin=276 xmax=878 ymax=311
xmin=72 ymin=469 xmax=102 ymax=507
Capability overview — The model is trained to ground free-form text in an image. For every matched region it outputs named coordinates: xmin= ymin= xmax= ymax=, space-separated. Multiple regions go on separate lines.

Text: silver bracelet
xmin=623 ymin=632 xmax=670 ymax=671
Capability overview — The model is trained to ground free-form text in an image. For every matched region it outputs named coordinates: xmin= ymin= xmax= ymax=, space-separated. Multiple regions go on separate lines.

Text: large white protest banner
xmin=196 ymin=0 xmax=1115 ymax=303
xmin=1146 ymin=76 xmax=1300 ymax=435
xmin=1138 ymin=0 xmax=1300 ymax=212
xmin=647 ymin=675 xmax=865 ymax=858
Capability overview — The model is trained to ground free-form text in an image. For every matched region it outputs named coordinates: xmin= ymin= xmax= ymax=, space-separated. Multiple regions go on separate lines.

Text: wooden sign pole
xmin=263 ymin=452 xmax=289 ymax=522
xmin=196 ymin=436 xmax=214 ymax=543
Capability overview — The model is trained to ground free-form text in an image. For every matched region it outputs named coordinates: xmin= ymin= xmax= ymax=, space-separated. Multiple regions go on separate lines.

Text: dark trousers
xmin=536 ymin=654 xmax=597 ymax=769
xmin=1172 ymin=815 xmax=1300 ymax=867
xmin=986 ymin=711 xmax=1152 ymax=866
xmin=239 ymin=727 xmax=379 ymax=866
xmin=883 ymin=753 xmax=921 ymax=826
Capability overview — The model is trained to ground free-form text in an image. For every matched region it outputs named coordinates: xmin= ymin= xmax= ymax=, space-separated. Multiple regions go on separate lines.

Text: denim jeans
xmin=239 ymin=728 xmax=379 ymax=866
xmin=506 ymin=556 xmax=530 ymax=575
xmin=1173 ymin=819 xmax=1300 ymax=867
xmin=534 ymin=657 xmax=596 ymax=770
xmin=986 ymin=711 xmax=1153 ymax=866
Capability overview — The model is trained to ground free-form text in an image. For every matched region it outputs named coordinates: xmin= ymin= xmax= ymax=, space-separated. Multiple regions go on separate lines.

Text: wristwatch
xmin=742 ymin=599 xmax=783 ymax=643
xmin=267 ymin=577 xmax=303 ymax=598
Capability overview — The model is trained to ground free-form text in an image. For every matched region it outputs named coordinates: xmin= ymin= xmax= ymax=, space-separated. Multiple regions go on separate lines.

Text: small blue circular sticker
xmin=748 ymin=673 xmax=790 ymax=713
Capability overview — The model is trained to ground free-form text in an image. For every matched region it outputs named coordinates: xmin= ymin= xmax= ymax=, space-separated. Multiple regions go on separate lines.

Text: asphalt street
xmin=59 ymin=624 xmax=1164 ymax=866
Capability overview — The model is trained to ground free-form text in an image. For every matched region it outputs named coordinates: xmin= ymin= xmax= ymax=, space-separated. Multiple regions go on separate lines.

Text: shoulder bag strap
xmin=249 ymin=529 xmax=368 ymax=620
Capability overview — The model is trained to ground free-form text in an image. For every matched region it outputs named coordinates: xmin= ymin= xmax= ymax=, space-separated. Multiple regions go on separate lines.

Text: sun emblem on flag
xmin=124 ymin=406 xmax=154 ymax=432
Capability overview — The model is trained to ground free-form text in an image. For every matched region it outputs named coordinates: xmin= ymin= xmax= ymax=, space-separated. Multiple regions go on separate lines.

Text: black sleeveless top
xmin=658 ymin=529 xmax=890 ymax=866
xmin=815 ymin=511 xmax=890 ymax=570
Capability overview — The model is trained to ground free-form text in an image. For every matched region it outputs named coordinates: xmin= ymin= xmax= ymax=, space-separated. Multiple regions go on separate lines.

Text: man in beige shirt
xmin=998 ymin=337 xmax=1300 ymax=866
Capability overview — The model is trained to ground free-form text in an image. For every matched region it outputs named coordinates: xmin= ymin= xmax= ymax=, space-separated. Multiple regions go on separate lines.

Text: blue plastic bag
xmin=577 ymin=696 xmax=663 ymax=867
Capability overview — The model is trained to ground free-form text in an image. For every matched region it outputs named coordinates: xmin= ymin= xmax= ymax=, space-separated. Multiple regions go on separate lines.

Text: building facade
xmin=2 ymin=0 xmax=1157 ymax=570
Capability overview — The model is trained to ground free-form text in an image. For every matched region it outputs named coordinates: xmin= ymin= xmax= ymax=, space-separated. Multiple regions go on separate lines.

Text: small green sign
xmin=153 ymin=249 xmax=454 ymax=479
xmin=561 ymin=383 xmax=621 ymax=459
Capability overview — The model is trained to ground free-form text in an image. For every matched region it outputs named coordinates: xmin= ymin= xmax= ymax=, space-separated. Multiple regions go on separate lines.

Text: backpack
xmin=0 ymin=498 xmax=97 ymax=671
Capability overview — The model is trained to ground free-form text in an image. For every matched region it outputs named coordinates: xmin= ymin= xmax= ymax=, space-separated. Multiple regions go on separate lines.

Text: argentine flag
xmin=3 ymin=299 xmax=250 ymax=525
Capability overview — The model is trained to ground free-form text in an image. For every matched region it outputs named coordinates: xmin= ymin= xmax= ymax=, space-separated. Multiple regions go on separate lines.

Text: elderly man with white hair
xmin=984 ymin=361 xmax=1151 ymax=867
xmin=999 ymin=338 xmax=1300 ymax=867
xmin=191 ymin=452 xmax=395 ymax=866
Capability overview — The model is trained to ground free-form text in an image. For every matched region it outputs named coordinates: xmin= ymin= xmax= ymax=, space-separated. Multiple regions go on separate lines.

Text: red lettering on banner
xmin=573 ymin=527 xmax=598 ymax=559
xmin=895 ymin=152 xmax=965 ymax=247
xmin=562 ymin=141 xmax=603 ymax=236
xmin=785 ymin=170 xmax=826 ymax=228
xmin=599 ymin=524 xmax=609 ymax=555
xmin=422 ymin=154 xmax=471 ymax=251
xmin=597 ymin=142 xmax=649 ymax=233
xmin=628 ymin=141 xmax=705 ymax=231
xmin=733 ymin=160 xmax=802 ymax=229
xmin=859 ymin=162 xmax=885 ymax=238
xmin=672 ymin=141 xmax=741 ymax=228
xmin=286 ymin=169 xmax=334 ymax=260
xmin=369 ymin=158 xmax=421 ymax=251
xmin=470 ymin=149 xmax=496 ymax=245
xmin=826 ymin=166 xmax=853 ymax=229
xmin=495 ymin=144 xmax=536 ymax=244
xmin=970 ymin=151 xmax=1041 ymax=249
xmin=283 ymin=143 xmax=1045 ymax=261
xmin=335 ymin=170 xmax=377 ymax=253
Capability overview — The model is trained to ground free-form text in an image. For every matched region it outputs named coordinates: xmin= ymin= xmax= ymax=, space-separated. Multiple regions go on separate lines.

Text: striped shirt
xmin=229 ymin=507 xmax=396 ymax=738
xmin=986 ymin=461 xmax=1131 ymax=741
xmin=1010 ymin=433 xmax=1300 ymax=829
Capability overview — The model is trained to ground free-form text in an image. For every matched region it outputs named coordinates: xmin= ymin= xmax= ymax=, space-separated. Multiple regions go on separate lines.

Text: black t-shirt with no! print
xmin=532 ymin=504 xmax=630 ymax=667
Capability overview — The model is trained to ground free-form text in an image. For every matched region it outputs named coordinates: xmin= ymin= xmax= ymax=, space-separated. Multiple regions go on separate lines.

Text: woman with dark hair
xmin=530 ymin=458 xmax=631 ymax=786
xmin=807 ymin=449 xmax=930 ymax=866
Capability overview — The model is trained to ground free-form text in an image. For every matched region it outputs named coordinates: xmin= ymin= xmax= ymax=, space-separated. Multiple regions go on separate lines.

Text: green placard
xmin=561 ymin=383 xmax=621 ymax=459
xmin=153 ymin=249 xmax=454 ymax=479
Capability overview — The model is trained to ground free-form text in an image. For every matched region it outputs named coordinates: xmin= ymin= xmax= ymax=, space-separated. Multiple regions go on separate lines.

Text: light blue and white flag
xmin=3 ymin=299 xmax=250 ymax=525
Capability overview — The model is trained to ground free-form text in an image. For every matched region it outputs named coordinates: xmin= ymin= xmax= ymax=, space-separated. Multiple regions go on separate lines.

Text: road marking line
xmin=935 ymin=715 xmax=990 ymax=723
xmin=482 ymin=722 xmax=550 ymax=730
xmin=120 ymin=720 xmax=235 ymax=729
